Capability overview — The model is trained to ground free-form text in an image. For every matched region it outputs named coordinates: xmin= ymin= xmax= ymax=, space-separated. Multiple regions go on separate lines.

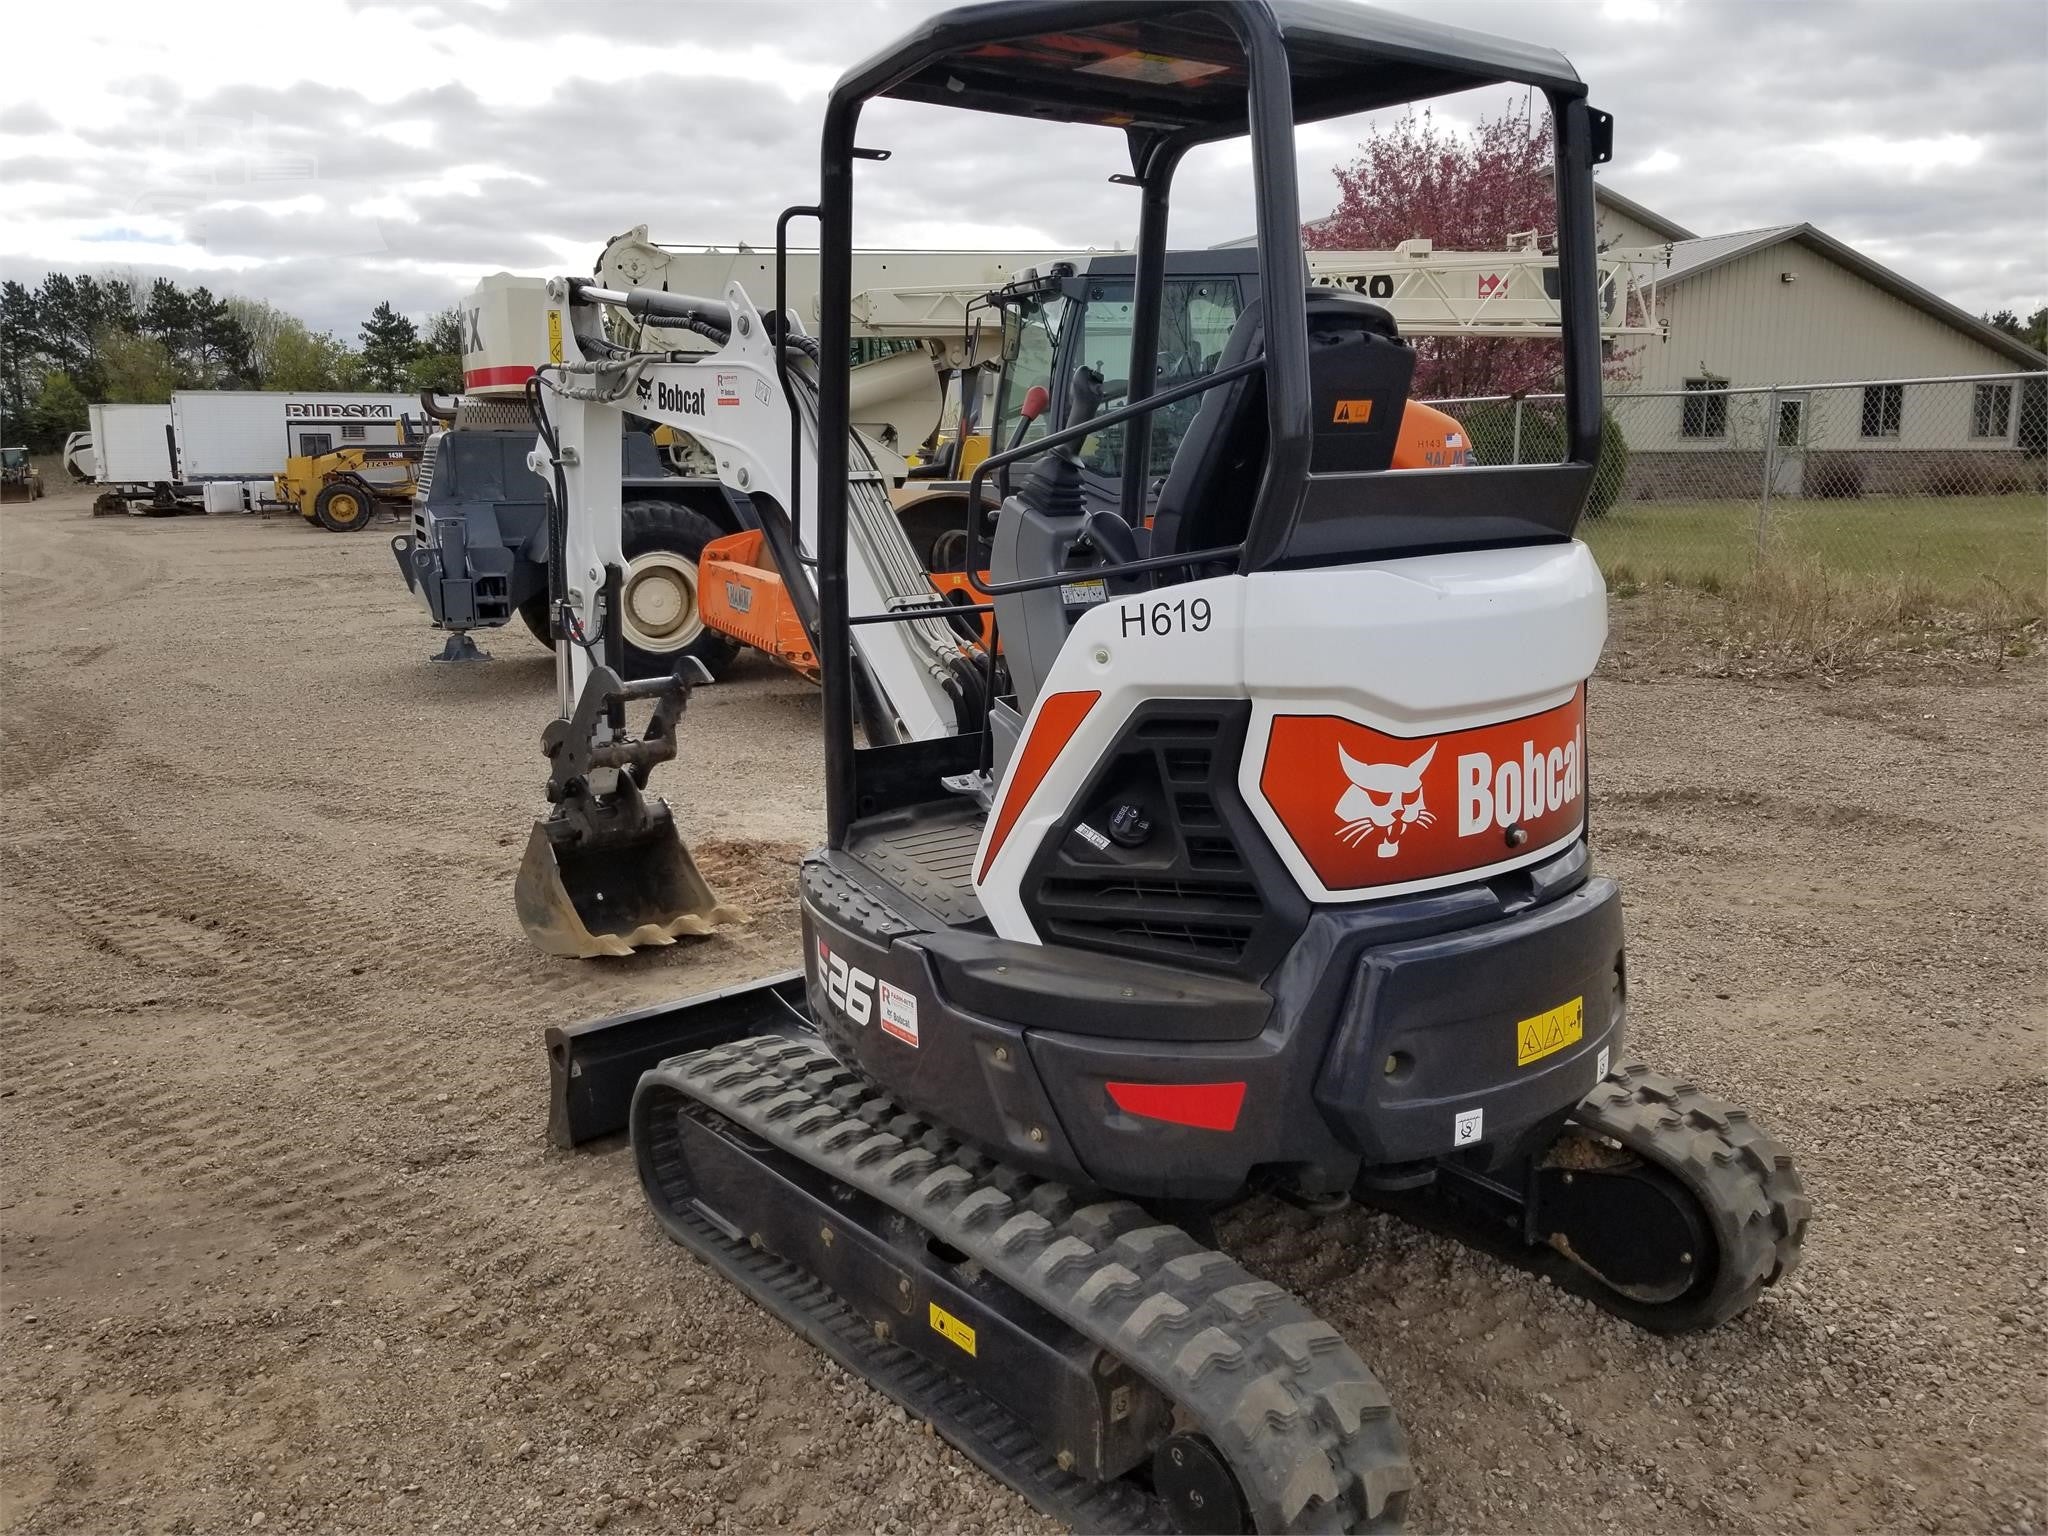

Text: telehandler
xmin=521 ymin=4 xmax=1809 ymax=1530
xmin=273 ymin=441 xmax=424 ymax=531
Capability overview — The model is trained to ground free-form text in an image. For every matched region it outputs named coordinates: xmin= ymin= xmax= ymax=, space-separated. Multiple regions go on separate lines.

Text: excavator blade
xmin=514 ymin=816 xmax=739 ymax=959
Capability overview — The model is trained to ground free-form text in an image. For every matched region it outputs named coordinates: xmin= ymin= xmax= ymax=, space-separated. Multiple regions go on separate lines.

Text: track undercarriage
xmin=580 ymin=1009 xmax=1807 ymax=1534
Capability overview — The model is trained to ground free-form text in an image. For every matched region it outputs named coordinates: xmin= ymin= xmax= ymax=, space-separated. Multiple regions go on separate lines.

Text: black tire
xmin=313 ymin=480 xmax=377 ymax=533
xmin=517 ymin=592 xmax=553 ymax=649
xmin=616 ymin=499 xmax=741 ymax=681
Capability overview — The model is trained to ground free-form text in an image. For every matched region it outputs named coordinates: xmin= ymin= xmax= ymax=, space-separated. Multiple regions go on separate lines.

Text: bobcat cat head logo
xmin=1335 ymin=742 xmax=1437 ymax=858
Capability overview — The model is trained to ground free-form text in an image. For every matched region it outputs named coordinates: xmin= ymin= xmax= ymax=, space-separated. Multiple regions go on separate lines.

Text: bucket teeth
xmin=513 ymin=818 xmax=740 ymax=959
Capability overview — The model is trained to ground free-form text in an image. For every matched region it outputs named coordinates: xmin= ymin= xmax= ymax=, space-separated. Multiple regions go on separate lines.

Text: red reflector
xmin=1104 ymin=1080 xmax=1246 ymax=1133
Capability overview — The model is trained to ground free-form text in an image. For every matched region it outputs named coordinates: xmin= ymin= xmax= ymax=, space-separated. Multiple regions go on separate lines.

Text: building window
xmin=1681 ymin=377 xmax=1727 ymax=439
xmin=341 ymin=423 xmax=366 ymax=442
xmin=1972 ymin=382 xmax=2013 ymax=440
xmin=1860 ymin=384 xmax=1903 ymax=439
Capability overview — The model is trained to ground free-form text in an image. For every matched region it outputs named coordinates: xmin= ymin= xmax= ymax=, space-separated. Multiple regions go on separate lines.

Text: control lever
xmin=1074 ymin=509 xmax=1139 ymax=565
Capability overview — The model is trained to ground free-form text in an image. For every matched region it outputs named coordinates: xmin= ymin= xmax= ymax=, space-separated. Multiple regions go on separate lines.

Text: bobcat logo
xmin=1335 ymin=742 xmax=1437 ymax=858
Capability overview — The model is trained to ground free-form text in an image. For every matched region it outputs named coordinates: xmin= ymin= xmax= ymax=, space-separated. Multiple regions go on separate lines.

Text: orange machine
xmin=697 ymin=396 xmax=1471 ymax=680
xmin=697 ymin=529 xmax=822 ymax=679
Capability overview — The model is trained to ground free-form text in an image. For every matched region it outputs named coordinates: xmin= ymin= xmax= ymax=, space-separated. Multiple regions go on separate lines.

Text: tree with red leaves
xmin=1309 ymin=101 xmax=1584 ymax=399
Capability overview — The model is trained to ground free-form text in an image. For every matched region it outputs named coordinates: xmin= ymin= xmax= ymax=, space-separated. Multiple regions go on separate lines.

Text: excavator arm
xmin=514 ymin=275 xmax=988 ymax=957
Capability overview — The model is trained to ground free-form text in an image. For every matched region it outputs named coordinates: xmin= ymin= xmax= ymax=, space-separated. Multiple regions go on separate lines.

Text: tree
xmin=141 ymin=278 xmax=194 ymax=367
xmin=357 ymin=301 xmax=420 ymax=390
xmin=405 ymin=307 xmax=466 ymax=394
xmin=30 ymin=371 xmax=89 ymax=451
xmin=184 ymin=286 xmax=254 ymax=387
xmin=1310 ymin=101 xmax=1579 ymax=398
xmin=266 ymin=321 xmax=359 ymax=391
xmin=1986 ymin=305 xmax=2048 ymax=354
xmin=97 ymin=328 xmax=178 ymax=403
xmin=0 ymin=280 xmax=36 ymax=439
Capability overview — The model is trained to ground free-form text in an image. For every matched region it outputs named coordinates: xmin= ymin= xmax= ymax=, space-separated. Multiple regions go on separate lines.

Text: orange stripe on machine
xmin=978 ymin=690 xmax=1100 ymax=881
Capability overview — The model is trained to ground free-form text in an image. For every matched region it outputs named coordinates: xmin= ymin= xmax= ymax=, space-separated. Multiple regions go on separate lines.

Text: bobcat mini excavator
xmin=525 ymin=5 xmax=1809 ymax=1530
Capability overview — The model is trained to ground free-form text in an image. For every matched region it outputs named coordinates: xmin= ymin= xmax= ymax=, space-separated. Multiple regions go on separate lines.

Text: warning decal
xmin=1516 ymin=995 xmax=1585 ymax=1067
xmin=1076 ymin=50 xmax=1229 ymax=86
xmin=929 ymin=1302 xmax=976 ymax=1356
xmin=1332 ymin=398 xmax=1375 ymax=424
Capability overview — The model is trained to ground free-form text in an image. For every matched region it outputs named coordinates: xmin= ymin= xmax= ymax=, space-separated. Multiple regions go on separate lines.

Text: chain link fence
xmin=1430 ymin=372 xmax=2048 ymax=602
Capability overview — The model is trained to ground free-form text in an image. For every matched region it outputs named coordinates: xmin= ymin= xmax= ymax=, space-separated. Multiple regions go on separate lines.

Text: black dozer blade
xmin=546 ymin=969 xmax=806 ymax=1147
xmin=515 ymin=658 xmax=741 ymax=959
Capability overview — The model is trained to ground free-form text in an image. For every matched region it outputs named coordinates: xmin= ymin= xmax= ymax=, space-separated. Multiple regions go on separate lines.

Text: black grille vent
xmin=1021 ymin=706 xmax=1305 ymax=977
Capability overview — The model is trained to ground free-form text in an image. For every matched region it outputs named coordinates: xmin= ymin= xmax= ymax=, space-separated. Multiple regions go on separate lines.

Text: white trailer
xmin=87 ymin=403 xmax=176 ymax=483
xmin=170 ymin=391 xmax=427 ymax=485
xmin=79 ymin=403 xmax=190 ymax=515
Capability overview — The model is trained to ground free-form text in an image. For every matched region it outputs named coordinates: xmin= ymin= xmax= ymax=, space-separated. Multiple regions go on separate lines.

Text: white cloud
xmin=1 ymin=0 xmax=2041 ymax=331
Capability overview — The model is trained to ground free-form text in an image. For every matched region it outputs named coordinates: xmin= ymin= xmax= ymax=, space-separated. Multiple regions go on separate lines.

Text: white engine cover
xmin=972 ymin=542 xmax=1608 ymax=940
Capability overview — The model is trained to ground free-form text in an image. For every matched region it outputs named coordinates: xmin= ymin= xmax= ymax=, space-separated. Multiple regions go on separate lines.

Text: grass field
xmin=1584 ymin=493 xmax=2046 ymax=600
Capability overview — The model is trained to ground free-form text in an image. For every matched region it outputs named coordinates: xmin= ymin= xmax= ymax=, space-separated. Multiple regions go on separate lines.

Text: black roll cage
xmin=803 ymin=0 xmax=1606 ymax=846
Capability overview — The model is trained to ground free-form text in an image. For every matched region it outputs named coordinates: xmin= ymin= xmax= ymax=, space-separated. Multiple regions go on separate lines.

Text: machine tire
xmin=617 ymin=499 xmax=740 ymax=681
xmin=517 ymin=592 xmax=554 ymax=649
xmin=313 ymin=480 xmax=378 ymax=533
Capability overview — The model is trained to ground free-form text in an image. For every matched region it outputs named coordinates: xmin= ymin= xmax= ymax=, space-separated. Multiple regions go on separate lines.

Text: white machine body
xmin=972 ymin=542 xmax=1607 ymax=940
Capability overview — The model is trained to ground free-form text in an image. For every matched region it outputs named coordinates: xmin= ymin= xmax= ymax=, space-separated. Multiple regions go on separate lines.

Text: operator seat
xmin=1148 ymin=288 xmax=1415 ymax=568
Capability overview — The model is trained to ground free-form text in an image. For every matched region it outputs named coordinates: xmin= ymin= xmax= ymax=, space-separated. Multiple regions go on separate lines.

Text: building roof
xmin=1594 ymin=183 xmax=1696 ymax=242
xmin=1659 ymin=223 xmax=2048 ymax=369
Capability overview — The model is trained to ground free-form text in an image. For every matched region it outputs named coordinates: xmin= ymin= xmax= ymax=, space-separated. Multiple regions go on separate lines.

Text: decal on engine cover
xmin=1258 ymin=686 xmax=1586 ymax=893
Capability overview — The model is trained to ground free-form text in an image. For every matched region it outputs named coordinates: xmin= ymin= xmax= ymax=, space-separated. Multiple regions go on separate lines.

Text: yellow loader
xmin=273 ymin=444 xmax=423 ymax=532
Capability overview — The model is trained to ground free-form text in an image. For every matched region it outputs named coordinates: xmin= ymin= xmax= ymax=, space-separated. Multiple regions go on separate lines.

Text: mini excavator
xmin=520 ymin=5 xmax=1809 ymax=1530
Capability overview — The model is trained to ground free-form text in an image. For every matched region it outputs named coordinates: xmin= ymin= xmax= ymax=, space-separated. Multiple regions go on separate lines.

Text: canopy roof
xmin=842 ymin=1 xmax=1584 ymax=138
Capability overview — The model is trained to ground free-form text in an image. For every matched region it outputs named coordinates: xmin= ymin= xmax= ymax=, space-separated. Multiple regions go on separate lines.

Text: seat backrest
xmin=1149 ymin=289 xmax=1416 ymax=564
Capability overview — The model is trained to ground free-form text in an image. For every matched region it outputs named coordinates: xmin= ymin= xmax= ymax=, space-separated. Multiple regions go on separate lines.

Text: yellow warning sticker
xmin=1332 ymin=398 xmax=1374 ymax=424
xmin=1516 ymin=995 xmax=1584 ymax=1066
xmin=547 ymin=309 xmax=564 ymax=364
xmin=929 ymin=1302 xmax=976 ymax=1357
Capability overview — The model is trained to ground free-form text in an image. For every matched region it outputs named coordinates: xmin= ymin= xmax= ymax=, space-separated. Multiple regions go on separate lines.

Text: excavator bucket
xmin=515 ymin=658 xmax=740 ymax=958
xmin=515 ymin=810 xmax=736 ymax=958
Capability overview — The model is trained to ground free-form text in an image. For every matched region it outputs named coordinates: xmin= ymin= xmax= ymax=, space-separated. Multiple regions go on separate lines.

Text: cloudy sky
xmin=2 ymin=0 xmax=2042 ymax=340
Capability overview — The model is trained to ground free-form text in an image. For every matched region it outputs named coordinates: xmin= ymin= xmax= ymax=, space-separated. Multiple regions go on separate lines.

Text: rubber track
xmin=641 ymin=1035 xmax=1414 ymax=1534
xmin=644 ymin=1107 xmax=1170 ymax=1534
xmin=1569 ymin=1061 xmax=1812 ymax=1331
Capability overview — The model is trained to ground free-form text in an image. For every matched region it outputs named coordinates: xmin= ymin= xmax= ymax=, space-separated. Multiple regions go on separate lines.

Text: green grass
xmin=1584 ymin=494 xmax=2046 ymax=600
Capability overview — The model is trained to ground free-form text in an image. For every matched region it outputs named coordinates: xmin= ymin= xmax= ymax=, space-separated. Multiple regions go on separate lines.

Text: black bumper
xmin=797 ymin=843 xmax=1623 ymax=1202
xmin=1313 ymin=876 xmax=1625 ymax=1166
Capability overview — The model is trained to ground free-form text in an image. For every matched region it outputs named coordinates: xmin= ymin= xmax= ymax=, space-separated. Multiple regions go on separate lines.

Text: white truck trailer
xmin=81 ymin=403 xmax=183 ymax=515
xmin=170 ymin=390 xmax=429 ymax=511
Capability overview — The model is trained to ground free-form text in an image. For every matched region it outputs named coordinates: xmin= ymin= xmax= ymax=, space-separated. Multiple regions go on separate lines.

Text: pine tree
xmin=357 ymin=302 xmax=421 ymax=391
xmin=405 ymin=308 xmax=467 ymax=394
xmin=0 ymin=281 xmax=37 ymax=440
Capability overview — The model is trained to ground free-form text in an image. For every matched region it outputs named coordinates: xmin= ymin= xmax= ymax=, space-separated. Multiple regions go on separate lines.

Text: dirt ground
xmin=3 ymin=486 xmax=2043 ymax=1536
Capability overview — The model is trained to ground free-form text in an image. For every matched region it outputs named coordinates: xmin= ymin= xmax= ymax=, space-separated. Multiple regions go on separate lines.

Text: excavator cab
xmin=537 ymin=6 xmax=1805 ymax=1529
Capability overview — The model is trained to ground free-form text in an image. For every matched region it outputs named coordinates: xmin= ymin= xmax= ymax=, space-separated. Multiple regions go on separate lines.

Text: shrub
xmin=1806 ymin=457 xmax=1865 ymax=499
xmin=1460 ymin=400 xmax=1629 ymax=519
xmin=1914 ymin=458 xmax=1979 ymax=497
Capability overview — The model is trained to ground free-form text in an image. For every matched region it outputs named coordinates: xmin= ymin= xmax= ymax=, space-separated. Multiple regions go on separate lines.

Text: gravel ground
xmin=3 ymin=488 xmax=2043 ymax=1535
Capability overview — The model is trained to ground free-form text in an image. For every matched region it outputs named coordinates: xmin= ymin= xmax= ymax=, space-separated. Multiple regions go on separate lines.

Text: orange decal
xmin=1260 ymin=689 xmax=1585 ymax=891
xmin=1332 ymin=398 xmax=1374 ymax=424
xmin=979 ymin=690 xmax=1099 ymax=881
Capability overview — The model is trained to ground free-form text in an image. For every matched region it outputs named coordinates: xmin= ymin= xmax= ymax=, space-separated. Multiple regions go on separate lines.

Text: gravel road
xmin=3 ymin=488 xmax=2042 ymax=1535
